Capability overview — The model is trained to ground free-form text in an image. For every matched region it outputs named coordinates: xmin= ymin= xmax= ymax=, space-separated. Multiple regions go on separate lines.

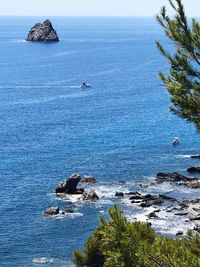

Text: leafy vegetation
xmin=72 ymin=206 xmax=200 ymax=267
xmin=156 ymin=0 xmax=200 ymax=130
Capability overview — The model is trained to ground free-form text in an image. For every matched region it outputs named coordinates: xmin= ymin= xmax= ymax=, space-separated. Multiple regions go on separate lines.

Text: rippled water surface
xmin=0 ymin=17 xmax=200 ymax=267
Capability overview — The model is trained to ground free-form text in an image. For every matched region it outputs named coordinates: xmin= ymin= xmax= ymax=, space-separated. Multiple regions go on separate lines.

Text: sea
xmin=0 ymin=17 xmax=200 ymax=267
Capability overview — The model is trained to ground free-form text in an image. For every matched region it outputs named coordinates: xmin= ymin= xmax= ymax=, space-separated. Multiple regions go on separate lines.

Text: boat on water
xmin=171 ymin=137 xmax=179 ymax=145
xmin=80 ymin=82 xmax=92 ymax=88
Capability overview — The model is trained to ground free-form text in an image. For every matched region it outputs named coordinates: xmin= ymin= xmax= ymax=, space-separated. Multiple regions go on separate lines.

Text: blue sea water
xmin=0 ymin=17 xmax=200 ymax=267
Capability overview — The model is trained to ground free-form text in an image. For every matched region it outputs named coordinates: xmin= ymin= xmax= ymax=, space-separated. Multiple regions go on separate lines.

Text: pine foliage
xmin=156 ymin=0 xmax=200 ymax=130
xmin=72 ymin=206 xmax=200 ymax=267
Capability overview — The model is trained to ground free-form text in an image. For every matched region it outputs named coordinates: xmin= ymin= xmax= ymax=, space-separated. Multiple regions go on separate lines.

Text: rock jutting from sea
xmin=26 ymin=19 xmax=59 ymax=42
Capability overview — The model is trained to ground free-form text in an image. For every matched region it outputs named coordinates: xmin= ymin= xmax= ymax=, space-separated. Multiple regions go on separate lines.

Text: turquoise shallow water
xmin=0 ymin=17 xmax=200 ymax=266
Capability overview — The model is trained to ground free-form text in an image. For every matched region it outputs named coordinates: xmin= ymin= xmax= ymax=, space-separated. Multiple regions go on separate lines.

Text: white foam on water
xmin=176 ymin=154 xmax=192 ymax=159
xmin=32 ymin=257 xmax=53 ymax=264
xmin=9 ymin=39 xmax=27 ymax=43
xmin=53 ymin=212 xmax=83 ymax=220
xmin=2 ymin=92 xmax=89 ymax=106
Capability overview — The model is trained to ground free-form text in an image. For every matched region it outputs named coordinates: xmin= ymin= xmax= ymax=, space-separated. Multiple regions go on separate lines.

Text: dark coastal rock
xmin=187 ymin=167 xmax=200 ymax=173
xmin=190 ymin=217 xmax=200 ymax=222
xmin=26 ymin=20 xmax=59 ymax=42
xmin=81 ymin=191 xmax=99 ymax=202
xmin=191 ymin=155 xmax=200 ymax=159
xmin=118 ymin=180 xmax=126 ymax=185
xmin=158 ymin=194 xmax=177 ymax=202
xmin=130 ymin=193 xmax=177 ymax=208
xmin=43 ymin=207 xmax=59 ymax=216
xmin=64 ymin=208 xmax=74 ymax=213
xmin=156 ymin=172 xmax=192 ymax=183
xmin=80 ymin=175 xmax=96 ymax=184
xmin=176 ymin=231 xmax=183 ymax=236
xmin=127 ymin=192 xmax=141 ymax=196
xmin=193 ymin=225 xmax=200 ymax=233
xmin=129 ymin=195 xmax=143 ymax=200
xmin=174 ymin=212 xmax=188 ymax=216
xmin=156 ymin=172 xmax=200 ymax=189
xmin=55 ymin=173 xmax=83 ymax=194
xmin=115 ymin=192 xmax=124 ymax=197
xmin=147 ymin=212 xmax=158 ymax=219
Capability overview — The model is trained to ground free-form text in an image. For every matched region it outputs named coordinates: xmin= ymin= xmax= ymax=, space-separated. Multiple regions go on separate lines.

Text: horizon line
xmin=0 ymin=15 xmax=198 ymax=19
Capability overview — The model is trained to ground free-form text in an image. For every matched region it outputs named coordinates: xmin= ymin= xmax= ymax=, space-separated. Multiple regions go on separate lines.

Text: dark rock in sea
xmin=43 ymin=207 xmax=59 ymax=216
xmin=130 ymin=193 xmax=177 ymax=208
xmin=128 ymin=191 xmax=141 ymax=196
xmin=190 ymin=216 xmax=200 ymax=221
xmin=191 ymin=155 xmax=200 ymax=159
xmin=147 ymin=212 xmax=158 ymax=219
xmin=129 ymin=195 xmax=143 ymax=200
xmin=26 ymin=19 xmax=59 ymax=42
xmin=118 ymin=180 xmax=126 ymax=185
xmin=176 ymin=231 xmax=183 ymax=236
xmin=158 ymin=194 xmax=177 ymax=202
xmin=80 ymin=175 xmax=96 ymax=184
xmin=115 ymin=192 xmax=124 ymax=197
xmin=193 ymin=225 xmax=200 ymax=233
xmin=154 ymin=209 xmax=161 ymax=213
xmin=81 ymin=190 xmax=99 ymax=202
xmin=55 ymin=173 xmax=83 ymax=194
xmin=156 ymin=172 xmax=200 ymax=189
xmin=64 ymin=208 xmax=74 ymax=213
xmin=187 ymin=167 xmax=200 ymax=173
xmin=156 ymin=172 xmax=191 ymax=182
xmin=174 ymin=212 xmax=188 ymax=216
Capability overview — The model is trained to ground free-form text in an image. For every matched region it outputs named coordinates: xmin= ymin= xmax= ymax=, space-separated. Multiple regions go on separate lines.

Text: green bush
xmin=72 ymin=206 xmax=200 ymax=267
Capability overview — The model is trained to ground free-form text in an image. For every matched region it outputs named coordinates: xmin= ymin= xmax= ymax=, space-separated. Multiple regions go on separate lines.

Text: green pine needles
xmin=72 ymin=206 xmax=200 ymax=267
xmin=156 ymin=0 xmax=200 ymax=130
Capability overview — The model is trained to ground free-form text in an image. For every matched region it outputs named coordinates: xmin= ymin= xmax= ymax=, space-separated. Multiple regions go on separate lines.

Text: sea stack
xmin=26 ymin=19 xmax=59 ymax=42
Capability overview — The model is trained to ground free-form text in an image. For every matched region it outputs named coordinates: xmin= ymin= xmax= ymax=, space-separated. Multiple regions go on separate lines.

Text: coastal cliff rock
xmin=26 ymin=20 xmax=59 ymax=42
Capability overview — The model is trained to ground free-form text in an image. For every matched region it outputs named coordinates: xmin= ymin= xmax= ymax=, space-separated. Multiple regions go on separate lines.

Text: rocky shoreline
xmin=43 ymin=170 xmax=200 ymax=235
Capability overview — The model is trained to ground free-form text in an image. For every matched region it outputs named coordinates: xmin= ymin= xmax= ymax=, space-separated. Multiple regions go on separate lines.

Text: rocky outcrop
xmin=155 ymin=172 xmax=200 ymax=189
xmin=43 ymin=207 xmax=59 ymax=216
xmin=26 ymin=20 xmax=59 ymax=42
xmin=115 ymin=192 xmax=124 ymax=197
xmin=80 ymin=175 xmax=96 ymax=184
xmin=55 ymin=173 xmax=83 ymax=194
xmin=130 ymin=193 xmax=177 ymax=208
xmin=81 ymin=191 xmax=99 ymax=202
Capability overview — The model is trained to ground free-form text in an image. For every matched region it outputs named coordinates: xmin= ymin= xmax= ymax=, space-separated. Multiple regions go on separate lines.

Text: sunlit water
xmin=0 ymin=17 xmax=200 ymax=267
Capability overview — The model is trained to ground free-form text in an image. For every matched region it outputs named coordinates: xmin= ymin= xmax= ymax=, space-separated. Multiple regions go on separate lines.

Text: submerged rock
xmin=80 ymin=175 xmax=96 ymax=184
xmin=43 ymin=207 xmax=59 ymax=216
xmin=118 ymin=180 xmax=126 ymax=185
xmin=26 ymin=19 xmax=59 ymax=42
xmin=55 ymin=173 xmax=83 ymax=194
xmin=81 ymin=190 xmax=99 ymax=202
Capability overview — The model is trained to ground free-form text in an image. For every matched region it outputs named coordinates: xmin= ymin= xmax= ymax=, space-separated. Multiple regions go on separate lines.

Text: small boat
xmin=171 ymin=137 xmax=179 ymax=145
xmin=80 ymin=83 xmax=92 ymax=89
